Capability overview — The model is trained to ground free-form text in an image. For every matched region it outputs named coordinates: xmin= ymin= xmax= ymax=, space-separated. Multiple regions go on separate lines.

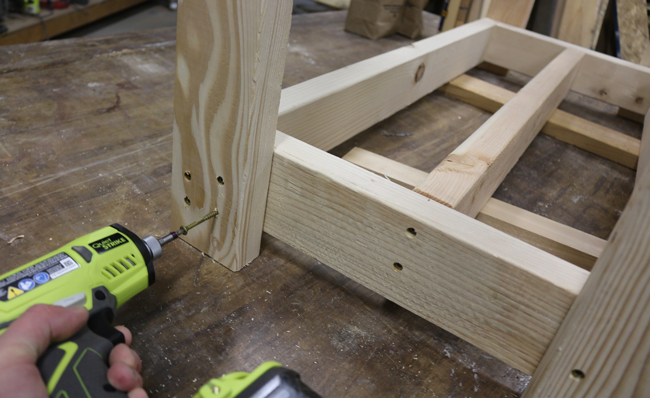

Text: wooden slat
xmin=467 ymin=0 xmax=483 ymax=22
xmin=170 ymin=0 xmax=292 ymax=270
xmin=455 ymin=0 xmax=473 ymax=27
xmin=266 ymin=131 xmax=589 ymax=375
xmin=343 ymin=147 xmax=606 ymax=270
xmin=617 ymin=0 xmax=650 ymax=65
xmin=480 ymin=0 xmax=492 ymax=18
xmin=549 ymin=0 xmax=567 ymax=38
xmin=522 ymin=159 xmax=650 ymax=397
xmin=441 ymin=0 xmax=462 ymax=31
xmin=277 ymin=18 xmax=495 ymax=151
xmin=639 ymin=111 xmax=650 ymax=182
xmin=556 ymin=0 xmax=609 ymax=49
xmin=0 ymin=0 xmax=148 ymax=46
xmin=484 ymin=23 xmax=650 ymax=114
xmin=313 ymin=0 xmax=350 ymax=8
xmin=486 ymin=0 xmax=535 ymax=27
xmin=440 ymin=74 xmax=641 ymax=169
xmin=415 ymin=48 xmax=584 ymax=217
xmin=477 ymin=200 xmax=605 ymax=271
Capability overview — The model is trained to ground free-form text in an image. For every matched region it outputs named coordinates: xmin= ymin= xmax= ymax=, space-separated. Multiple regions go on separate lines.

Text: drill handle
xmin=38 ymin=287 xmax=128 ymax=397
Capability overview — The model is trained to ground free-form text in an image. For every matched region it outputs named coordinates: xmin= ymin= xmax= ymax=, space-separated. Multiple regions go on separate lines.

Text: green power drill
xmin=0 ymin=211 xmax=321 ymax=398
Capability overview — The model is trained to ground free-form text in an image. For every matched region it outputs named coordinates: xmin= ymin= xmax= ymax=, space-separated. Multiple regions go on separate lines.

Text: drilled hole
xmin=217 ymin=176 xmax=224 ymax=185
xmin=415 ymin=63 xmax=425 ymax=83
xmin=95 ymin=290 xmax=106 ymax=301
xmin=406 ymin=227 xmax=417 ymax=238
xmin=570 ymin=369 xmax=585 ymax=380
xmin=184 ymin=196 xmax=191 ymax=206
xmin=393 ymin=262 xmax=403 ymax=272
xmin=184 ymin=171 xmax=192 ymax=181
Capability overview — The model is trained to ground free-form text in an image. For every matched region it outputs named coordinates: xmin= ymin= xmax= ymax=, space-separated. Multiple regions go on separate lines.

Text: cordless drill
xmin=0 ymin=211 xmax=321 ymax=398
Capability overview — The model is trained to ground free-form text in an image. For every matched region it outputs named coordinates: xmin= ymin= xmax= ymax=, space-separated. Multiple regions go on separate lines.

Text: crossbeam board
xmin=277 ymin=19 xmax=494 ymax=151
xmin=266 ymin=132 xmax=589 ymax=375
xmin=343 ymin=147 xmax=606 ymax=270
xmin=440 ymin=74 xmax=641 ymax=169
xmin=485 ymin=23 xmax=650 ymax=115
xmin=415 ymin=48 xmax=584 ymax=217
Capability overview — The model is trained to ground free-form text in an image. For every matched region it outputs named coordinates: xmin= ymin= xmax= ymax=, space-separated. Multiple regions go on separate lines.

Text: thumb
xmin=0 ymin=304 xmax=88 ymax=367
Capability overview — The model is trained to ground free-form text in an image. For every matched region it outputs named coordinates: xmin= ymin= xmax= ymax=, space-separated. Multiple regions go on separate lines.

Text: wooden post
xmin=171 ymin=0 xmax=292 ymax=270
xmin=522 ymin=162 xmax=650 ymax=397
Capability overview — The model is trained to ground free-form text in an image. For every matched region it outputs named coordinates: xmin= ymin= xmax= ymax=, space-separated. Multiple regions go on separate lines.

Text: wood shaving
xmin=8 ymin=235 xmax=25 ymax=244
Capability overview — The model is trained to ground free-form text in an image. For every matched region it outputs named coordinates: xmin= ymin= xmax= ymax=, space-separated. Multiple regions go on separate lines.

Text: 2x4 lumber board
xmin=266 ymin=132 xmax=589 ymax=375
xmin=484 ymin=23 xmax=650 ymax=115
xmin=467 ymin=0 xmax=483 ymax=22
xmin=277 ymin=18 xmax=495 ymax=151
xmin=313 ymin=0 xmax=350 ymax=8
xmin=343 ymin=147 xmax=606 ymax=270
xmin=617 ymin=0 xmax=650 ymax=65
xmin=486 ymin=0 xmax=535 ymax=28
xmin=480 ymin=0 xmax=492 ymax=18
xmin=522 ymin=162 xmax=650 ymax=397
xmin=170 ymin=0 xmax=292 ymax=271
xmin=415 ymin=48 xmax=584 ymax=218
xmin=441 ymin=0 xmax=462 ymax=31
xmin=639 ymin=111 xmax=650 ymax=182
xmin=556 ymin=0 xmax=609 ymax=49
xmin=618 ymin=107 xmax=645 ymax=124
xmin=440 ymin=74 xmax=641 ymax=169
xmin=0 ymin=0 xmax=148 ymax=46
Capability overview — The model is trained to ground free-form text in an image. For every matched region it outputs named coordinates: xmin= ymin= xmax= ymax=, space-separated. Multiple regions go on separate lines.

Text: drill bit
xmin=157 ymin=210 xmax=219 ymax=246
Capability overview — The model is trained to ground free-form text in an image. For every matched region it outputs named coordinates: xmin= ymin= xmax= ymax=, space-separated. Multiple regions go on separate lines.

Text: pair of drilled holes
xmin=393 ymin=227 xmax=417 ymax=272
xmin=183 ymin=171 xmax=224 ymax=206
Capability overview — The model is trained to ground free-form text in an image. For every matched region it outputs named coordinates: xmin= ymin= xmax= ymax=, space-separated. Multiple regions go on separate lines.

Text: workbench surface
xmin=0 ymin=11 xmax=641 ymax=397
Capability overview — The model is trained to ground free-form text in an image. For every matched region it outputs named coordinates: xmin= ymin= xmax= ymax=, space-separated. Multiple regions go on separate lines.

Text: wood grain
xmin=171 ymin=0 xmax=292 ymax=270
xmin=523 ymin=155 xmax=650 ymax=397
xmin=415 ymin=48 xmax=584 ymax=217
xmin=486 ymin=0 xmax=535 ymax=27
xmin=343 ymin=147 xmax=606 ymax=270
xmin=485 ymin=23 xmax=650 ymax=115
xmin=556 ymin=0 xmax=608 ymax=49
xmin=440 ymin=74 xmax=641 ymax=169
xmin=277 ymin=18 xmax=494 ymax=151
xmin=267 ymin=132 xmax=588 ymax=375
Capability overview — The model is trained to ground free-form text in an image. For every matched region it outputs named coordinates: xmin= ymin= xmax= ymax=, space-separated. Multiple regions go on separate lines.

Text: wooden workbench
xmin=0 ymin=11 xmax=641 ymax=397
xmin=0 ymin=0 xmax=150 ymax=46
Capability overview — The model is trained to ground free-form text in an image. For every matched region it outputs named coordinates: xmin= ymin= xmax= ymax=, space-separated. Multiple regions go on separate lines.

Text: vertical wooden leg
xmin=171 ymin=0 xmax=292 ymax=271
xmin=523 ymin=162 xmax=650 ymax=396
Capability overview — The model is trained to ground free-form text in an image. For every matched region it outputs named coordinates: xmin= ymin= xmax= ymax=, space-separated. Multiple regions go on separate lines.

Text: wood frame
xmin=173 ymin=9 xmax=650 ymax=395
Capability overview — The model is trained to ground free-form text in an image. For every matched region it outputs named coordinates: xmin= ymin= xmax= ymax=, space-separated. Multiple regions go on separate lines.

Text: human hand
xmin=0 ymin=304 xmax=148 ymax=397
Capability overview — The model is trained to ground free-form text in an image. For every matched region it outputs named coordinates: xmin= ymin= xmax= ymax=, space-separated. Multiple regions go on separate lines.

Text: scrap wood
xmin=8 ymin=235 xmax=25 ymax=244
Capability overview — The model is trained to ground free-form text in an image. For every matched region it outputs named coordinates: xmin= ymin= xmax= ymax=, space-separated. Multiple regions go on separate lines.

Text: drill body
xmin=0 ymin=224 xmax=158 ymax=397
xmin=1 ymin=218 xmax=321 ymax=398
